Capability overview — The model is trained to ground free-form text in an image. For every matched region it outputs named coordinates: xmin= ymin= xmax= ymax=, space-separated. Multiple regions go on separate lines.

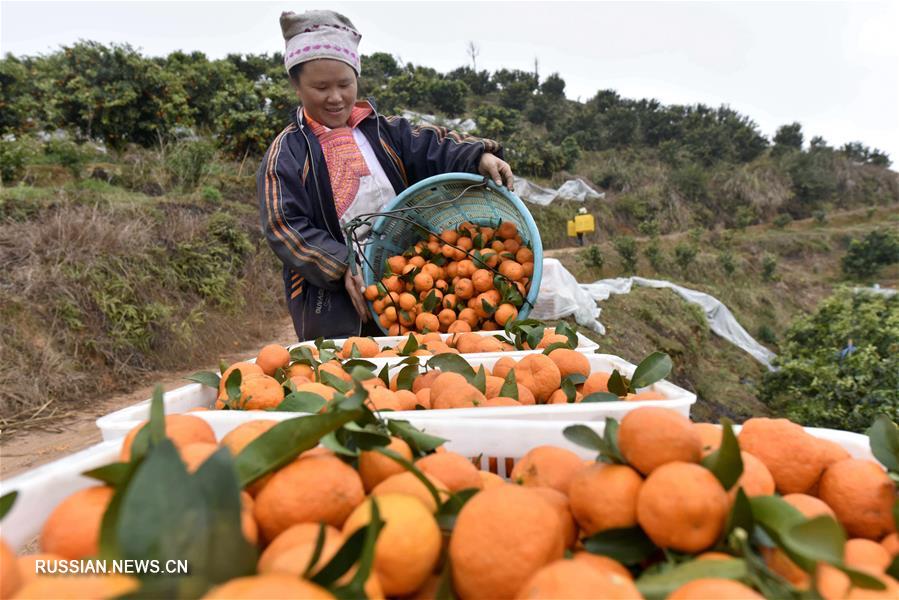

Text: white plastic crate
xmin=0 ymin=419 xmax=877 ymax=553
xmin=95 ymin=354 xmax=695 ymax=441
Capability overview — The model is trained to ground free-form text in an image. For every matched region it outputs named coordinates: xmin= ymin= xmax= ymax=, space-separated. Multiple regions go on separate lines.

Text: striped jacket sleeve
xmin=381 ymin=116 xmax=503 ymax=185
xmin=257 ymin=127 xmax=348 ymax=291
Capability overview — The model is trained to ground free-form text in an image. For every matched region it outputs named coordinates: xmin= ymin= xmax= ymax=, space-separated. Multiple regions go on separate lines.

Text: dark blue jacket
xmin=257 ymin=100 xmax=502 ymax=341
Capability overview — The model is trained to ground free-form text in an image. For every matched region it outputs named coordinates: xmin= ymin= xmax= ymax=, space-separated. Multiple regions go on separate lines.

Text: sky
xmin=2 ymin=0 xmax=898 ymax=163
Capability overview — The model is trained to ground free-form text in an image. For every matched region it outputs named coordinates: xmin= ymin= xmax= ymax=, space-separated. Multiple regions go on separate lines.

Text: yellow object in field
xmin=567 ymin=220 xmax=577 ymax=237
xmin=575 ymin=214 xmax=595 ymax=233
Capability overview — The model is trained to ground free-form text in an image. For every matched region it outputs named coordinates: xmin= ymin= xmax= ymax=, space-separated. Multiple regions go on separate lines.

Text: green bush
xmin=613 ymin=236 xmax=638 ymax=273
xmin=580 ymin=245 xmax=605 ymax=271
xmin=813 ymin=209 xmax=827 ymax=225
xmin=673 ymin=243 xmax=697 ymax=273
xmin=0 ymin=137 xmax=31 ymax=183
xmin=718 ymin=250 xmax=736 ymax=276
xmin=761 ymin=254 xmax=778 ymax=281
xmin=758 ymin=289 xmax=899 ymax=432
xmin=757 ymin=323 xmax=777 ymax=346
xmin=201 ymin=186 xmax=222 ymax=202
xmin=165 ymin=139 xmax=217 ymax=190
xmin=643 ymin=238 xmax=664 ymax=271
xmin=772 ymin=214 xmax=792 ymax=229
xmin=841 ymin=229 xmax=899 ymax=280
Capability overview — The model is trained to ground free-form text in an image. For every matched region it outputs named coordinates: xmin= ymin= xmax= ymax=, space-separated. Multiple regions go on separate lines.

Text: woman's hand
xmin=478 ymin=153 xmax=515 ymax=190
xmin=344 ymin=266 xmax=370 ymax=322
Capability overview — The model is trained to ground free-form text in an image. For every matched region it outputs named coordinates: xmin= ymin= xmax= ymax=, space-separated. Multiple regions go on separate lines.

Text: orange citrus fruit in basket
xmin=668 ymin=578 xmax=763 ymax=599
xmin=40 ymin=486 xmax=114 ymax=559
xmin=358 ymin=436 xmax=413 ymax=492
xmin=510 ymin=445 xmax=585 ymax=494
xmin=580 ymin=371 xmax=611 ymax=395
xmin=449 ymin=484 xmax=563 ymax=600
xmin=782 ymin=493 xmax=836 ymax=518
xmin=179 ymin=442 xmax=218 ymax=473
xmin=415 ymin=451 xmax=483 ymax=492
xmin=13 ymin=574 xmax=139 ymax=599
xmin=218 ymin=362 xmax=264 ymax=398
xmin=204 ymin=574 xmax=334 ymax=599
xmin=530 ymin=487 xmax=578 ymax=549
xmin=1 ymin=538 xmax=22 ymax=599
xmin=478 ymin=470 xmax=506 ymax=489
xmin=547 ymin=348 xmax=590 ymax=379
xmin=737 ymin=417 xmax=827 ymax=494
xmin=819 ymin=458 xmax=896 ymax=540
xmin=257 ymin=522 xmax=339 ymax=573
xmin=882 ymin=533 xmax=899 ymax=557
xmin=492 ymin=356 xmax=517 ymax=380
xmin=120 ymin=414 xmax=216 ymax=461
xmin=513 ymin=354 xmax=562 ymax=403
xmin=571 ymin=552 xmax=633 ymax=581
xmin=343 ymin=494 xmax=441 ymax=596
xmin=429 ymin=372 xmax=484 ymax=409
xmin=366 ymin=387 xmax=403 ymax=412
xmin=226 ymin=374 xmax=285 ymax=410
xmin=253 ymin=453 xmax=364 ymax=542
xmin=732 ymin=451 xmax=776 ymax=498
xmin=845 ymin=538 xmax=893 ymax=573
xmin=255 ymin=344 xmax=290 ymax=376
xmin=514 ymin=558 xmax=642 ymax=599
xmin=371 ymin=471 xmax=449 ymax=513
xmin=617 ymin=407 xmax=702 ymax=475
xmin=341 ymin=336 xmax=380 ymax=358
xmin=692 ymin=422 xmax=722 ymax=456
xmin=568 ymin=463 xmax=643 ymax=536
xmin=636 ymin=462 xmax=729 ymax=553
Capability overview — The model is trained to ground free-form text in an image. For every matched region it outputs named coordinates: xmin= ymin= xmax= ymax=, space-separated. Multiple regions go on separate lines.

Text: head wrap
xmin=280 ymin=10 xmax=362 ymax=76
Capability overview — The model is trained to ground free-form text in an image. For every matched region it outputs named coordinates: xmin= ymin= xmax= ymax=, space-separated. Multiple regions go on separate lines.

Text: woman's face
xmin=295 ymin=59 xmax=358 ymax=129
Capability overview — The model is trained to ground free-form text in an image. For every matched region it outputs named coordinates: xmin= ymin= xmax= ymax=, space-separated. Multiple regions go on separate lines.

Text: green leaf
xmin=148 ymin=385 xmax=166 ymax=444
xmin=563 ymin=424 xmax=604 ymax=452
xmin=470 ymin=365 xmax=487 ymax=394
xmin=500 ymin=369 xmax=519 ymax=400
xmin=427 ymin=353 xmax=475 ymax=379
xmin=601 ymin=418 xmax=626 ymax=464
xmin=0 ymin=491 xmax=17 ymax=520
xmin=186 ymin=370 xmax=220 ymax=389
xmin=437 ymin=488 xmax=480 ymax=532
xmin=725 ymin=488 xmax=754 ymax=537
xmin=423 ymin=289 xmax=439 ymax=313
xmin=480 ymin=298 xmax=497 ymax=317
xmin=218 ymin=360 xmax=229 ymax=376
xmin=636 ymin=558 xmax=747 ymax=600
xmin=564 ymin=373 xmax=588 ymax=386
xmin=83 ymin=462 xmax=134 ymax=487
xmin=701 ymin=419 xmax=744 ymax=490
xmin=401 ymin=333 xmax=420 ymax=356
xmin=303 ymin=523 xmax=329 ymax=578
xmin=607 ymin=369 xmax=629 ymax=396
xmin=867 ymin=415 xmax=899 ymax=472
xmin=554 ymin=321 xmax=579 ymax=348
xmin=581 ymin=392 xmax=622 ymax=403
xmin=319 ymin=369 xmax=352 ymax=394
xmin=583 ymin=526 xmax=658 ymax=565
xmin=290 ymin=345 xmax=318 ymax=365
xmin=387 ymin=419 xmax=447 ymax=456
xmin=435 ymin=554 xmax=456 ymax=600
xmin=396 ymin=363 xmax=420 ymax=391
xmin=888 ymin=555 xmax=899 ymax=580
xmin=561 ymin=377 xmax=577 ymax=403
xmin=342 ymin=422 xmax=392 ymax=451
xmin=378 ymin=363 xmax=390 ymax=387
xmin=224 ymin=368 xmax=243 ymax=409
xmin=782 ymin=516 xmax=845 ymax=566
xmin=314 ymin=499 xmax=384 ymax=590
xmin=235 ymin=409 xmax=363 ymax=487
xmin=277 ymin=391 xmax=327 ymax=413
xmin=343 ymin=359 xmax=377 ymax=372
xmin=631 ymin=352 xmax=673 ymax=390
xmin=349 ymin=343 xmax=362 ymax=359
xmin=541 ymin=341 xmax=570 ymax=355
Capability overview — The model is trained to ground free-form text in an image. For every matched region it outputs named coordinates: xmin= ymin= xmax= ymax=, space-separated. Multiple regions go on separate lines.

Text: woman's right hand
xmin=344 ymin=266 xmax=370 ymax=322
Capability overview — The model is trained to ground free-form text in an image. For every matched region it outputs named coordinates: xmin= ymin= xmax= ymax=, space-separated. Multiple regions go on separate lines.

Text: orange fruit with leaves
xmin=617 ymin=407 xmax=702 ymax=475
xmin=510 ymin=445 xmax=585 ymax=494
xmin=569 ymin=463 xmax=643 ymax=536
xmin=40 ymin=486 xmax=114 ymax=559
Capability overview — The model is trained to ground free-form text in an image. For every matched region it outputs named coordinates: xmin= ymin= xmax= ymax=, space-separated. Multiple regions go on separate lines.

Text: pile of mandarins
xmin=363 ymin=220 xmax=534 ymax=334
xmin=212 ymin=341 xmax=664 ymax=412
xmin=4 ymin=407 xmax=896 ymax=599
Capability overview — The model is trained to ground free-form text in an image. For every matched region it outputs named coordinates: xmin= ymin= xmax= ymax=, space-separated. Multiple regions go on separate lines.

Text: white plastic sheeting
xmin=400 ymin=110 xmax=477 ymax=133
xmin=530 ymin=259 xmax=604 ymax=332
xmin=531 ymin=260 xmax=778 ymax=370
xmin=514 ymin=176 xmax=606 ymax=206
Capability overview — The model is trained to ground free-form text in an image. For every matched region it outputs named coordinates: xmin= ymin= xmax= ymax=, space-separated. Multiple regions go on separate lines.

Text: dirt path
xmin=0 ymin=319 xmax=297 ymax=479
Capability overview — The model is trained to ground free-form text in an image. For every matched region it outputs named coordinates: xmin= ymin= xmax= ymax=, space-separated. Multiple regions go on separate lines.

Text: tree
xmin=540 ymin=73 xmax=566 ymax=98
xmin=772 ymin=122 xmax=803 ymax=155
xmin=466 ymin=41 xmax=479 ymax=71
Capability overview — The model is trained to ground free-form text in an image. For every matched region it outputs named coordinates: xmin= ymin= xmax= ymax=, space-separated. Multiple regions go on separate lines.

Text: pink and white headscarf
xmin=280 ymin=10 xmax=362 ymax=76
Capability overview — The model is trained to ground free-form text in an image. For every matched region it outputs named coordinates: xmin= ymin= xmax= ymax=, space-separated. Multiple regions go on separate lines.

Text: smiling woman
xmin=258 ymin=9 xmax=515 ymax=342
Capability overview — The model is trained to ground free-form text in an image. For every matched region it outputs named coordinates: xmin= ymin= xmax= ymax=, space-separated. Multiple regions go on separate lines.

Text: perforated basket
xmin=361 ymin=173 xmax=543 ymax=332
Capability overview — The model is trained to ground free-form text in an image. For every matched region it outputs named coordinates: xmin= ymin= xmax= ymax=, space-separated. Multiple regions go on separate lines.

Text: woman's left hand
xmin=478 ymin=153 xmax=515 ymax=191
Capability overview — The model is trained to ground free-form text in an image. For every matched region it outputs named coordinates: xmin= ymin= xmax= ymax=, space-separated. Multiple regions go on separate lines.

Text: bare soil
xmin=0 ymin=318 xmax=297 ymax=479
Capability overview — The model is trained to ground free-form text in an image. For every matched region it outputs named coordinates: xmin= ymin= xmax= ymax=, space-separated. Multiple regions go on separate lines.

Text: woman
xmin=258 ymin=9 xmax=515 ymax=341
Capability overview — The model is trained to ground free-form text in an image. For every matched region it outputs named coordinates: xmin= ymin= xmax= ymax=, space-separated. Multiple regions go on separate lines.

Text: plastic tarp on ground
xmin=531 ymin=259 xmax=777 ymax=369
xmin=513 ymin=177 xmax=606 ymax=206
xmin=400 ymin=110 xmax=477 ymax=133
xmin=529 ymin=259 xmax=604 ymax=332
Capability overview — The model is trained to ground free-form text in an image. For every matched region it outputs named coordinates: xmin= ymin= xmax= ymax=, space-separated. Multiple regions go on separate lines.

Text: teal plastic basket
xmin=361 ymin=173 xmax=543 ymax=332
